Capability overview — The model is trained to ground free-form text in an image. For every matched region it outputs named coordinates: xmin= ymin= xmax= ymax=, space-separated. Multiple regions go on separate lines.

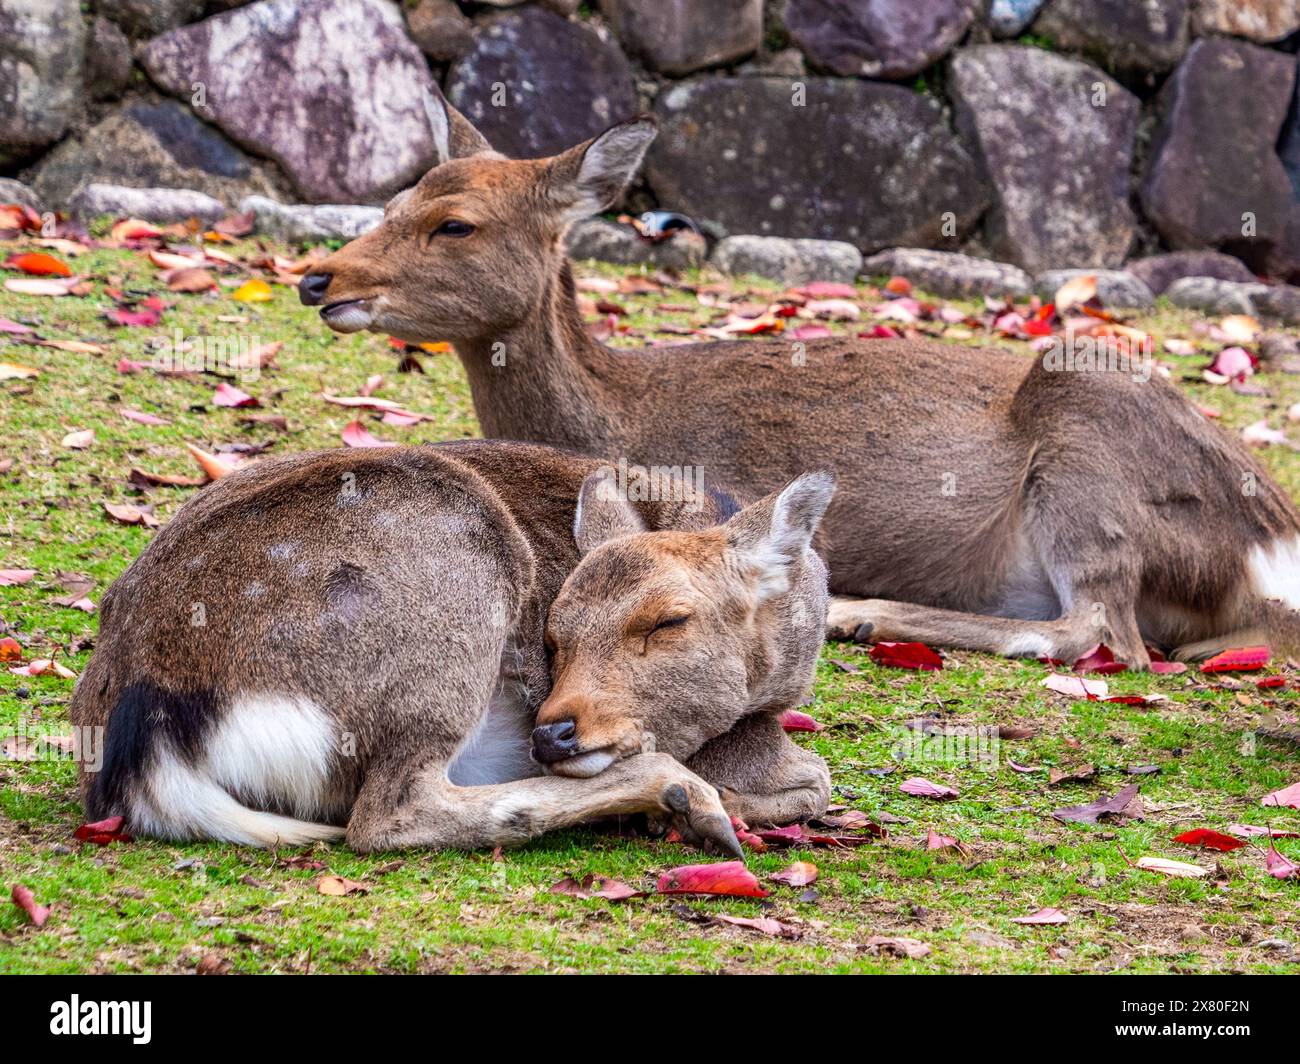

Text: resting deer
xmin=299 ymin=89 xmax=1300 ymax=670
xmin=70 ymin=441 xmax=834 ymax=853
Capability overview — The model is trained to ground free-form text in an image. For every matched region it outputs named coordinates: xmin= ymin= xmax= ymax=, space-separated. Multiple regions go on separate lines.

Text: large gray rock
xmin=240 ymin=197 xmax=383 ymax=244
xmin=85 ymin=17 xmax=133 ymax=102
xmin=1033 ymin=0 xmax=1190 ymax=73
xmin=601 ymin=0 xmax=762 ymax=75
xmin=98 ymin=0 xmax=204 ymax=35
xmin=710 ymin=235 xmax=862 ymax=285
xmin=784 ymin=0 xmax=980 ymax=80
xmin=140 ymin=0 xmax=437 ymax=203
xmin=447 ymin=8 xmax=637 ymax=160
xmin=1195 ymin=0 xmax=1300 ymax=43
xmin=1139 ymin=39 xmax=1295 ymax=270
xmin=1165 ymin=277 xmax=1269 ymax=315
xmin=861 ymin=248 xmax=1032 ymax=298
xmin=566 ymin=218 xmax=707 ymax=270
xmin=0 ymin=0 xmax=85 ymax=165
xmin=988 ymin=0 xmax=1044 ymax=36
xmin=0 ymin=178 xmax=40 ymax=212
xmin=1035 ymin=269 xmax=1154 ymax=309
xmin=70 ymin=184 xmax=227 ymax=224
xmin=1252 ymin=285 xmax=1300 ymax=325
xmin=26 ymin=100 xmax=286 ymax=211
xmin=1127 ymin=251 xmax=1256 ymax=295
xmin=405 ymin=0 xmax=474 ymax=64
xmin=949 ymin=45 xmax=1139 ymax=273
xmin=647 ymin=78 xmax=988 ymax=251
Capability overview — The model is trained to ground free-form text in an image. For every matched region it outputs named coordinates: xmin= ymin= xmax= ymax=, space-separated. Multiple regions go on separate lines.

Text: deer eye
xmin=432 ymin=219 xmax=475 ymax=239
xmin=650 ymin=615 xmax=690 ymax=636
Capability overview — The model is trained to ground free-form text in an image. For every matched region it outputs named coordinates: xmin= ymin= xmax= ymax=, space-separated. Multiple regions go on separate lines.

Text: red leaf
xmin=1149 ymin=659 xmax=1188 ymax=675
xmin=1256 ymin=676 xmax=1287 ymax=689
xmin=10 ymin=883 xmax=50 ymax=927
xmin=1200 ymin=646 xmax=1270 ymax=673
xmin=869 ymin=641 xmax=943 ymax=671
xmin=899 ymin=776 xmax=959 ymax=800
xmin=5 ymin=252 xmax=72 ymax=277
xmin=656 ymin=861 xmax=767 ymax=898
xmin=1072 ymin=643 xmax=1128 ymax=674
xmin=73 ymin=815 xmax=133 ymax=845
xmin=1172 ymin=828 xmax=1248 ymax=852
xmin=926 ymin=827 xmax=969 ymax=856
xmin=107 ymin=307 xmax=162 ymax=328
xmin=778 ymin=709 xmax=822 ymax=732
xmin=1261 ymin=781 xmax=1300 ymax=809
xmin=799 ymin=281 xmax=856 ymax=299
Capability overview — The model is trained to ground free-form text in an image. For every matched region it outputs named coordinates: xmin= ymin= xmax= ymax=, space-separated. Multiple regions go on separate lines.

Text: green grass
xmin=0 ymin=232 xmax=1298 ymax=973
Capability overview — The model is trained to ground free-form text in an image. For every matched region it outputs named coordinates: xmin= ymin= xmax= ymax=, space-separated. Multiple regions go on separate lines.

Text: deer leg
xmin=686 ymin=713 xmax=830 ymax=828
xmin=345 ymin=751 xmax=741 ymax=857
xmin=826 ymin=594 xmax=1150 ymax=668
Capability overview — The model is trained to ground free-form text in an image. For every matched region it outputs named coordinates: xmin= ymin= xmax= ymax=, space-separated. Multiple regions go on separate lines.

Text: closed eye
xmin=431 ymin=219 xmax=475 ymax=239
xmin=650 ymin=615 xmax=690 ymax=635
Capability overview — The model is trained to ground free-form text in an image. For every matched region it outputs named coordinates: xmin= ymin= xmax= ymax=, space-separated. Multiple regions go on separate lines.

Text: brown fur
xmin=304 ymin=92 xmax=1300 ymax=669
xmin=70 ymin=441 xmax=834 ymax=852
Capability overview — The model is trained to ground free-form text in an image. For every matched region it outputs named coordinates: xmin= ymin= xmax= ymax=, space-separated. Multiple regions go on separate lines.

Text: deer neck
xmin=455 ymin=263 xmax=624 ymax=453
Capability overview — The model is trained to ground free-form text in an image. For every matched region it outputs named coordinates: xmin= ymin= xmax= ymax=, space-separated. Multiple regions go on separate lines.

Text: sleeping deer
xmin=299 ymin=88 xmax=1300 ymax=670
xmin=70 ymin=441 xmax=835 ymax=853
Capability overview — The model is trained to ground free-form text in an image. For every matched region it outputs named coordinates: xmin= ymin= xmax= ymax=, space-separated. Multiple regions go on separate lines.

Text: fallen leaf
xmin=1241 ymin=420 xmax=1289 ymax=448
xmin=73 ymin=815 xmax=132 ymax=845
xmin=1049 ymin=764 xmax=1097 ymax=786
xmin=869 ymin=641 xmax=943 ymax=671
xmin=0 ymin=568 xmax=36 ymax=585
xmin=109 ymin=218 xmax=163 ymax=242
xmin=0 ymin=637 xmax=22 ymax=661
xmin=9 ymin=658 xmax=76 ymax=679
xmin=341 ymin=420 xmax=394 ymax=448
xmin=899 ymin=777 xmax=959 ymax=800
xmin=1265 ymin=841 xmax=1298 ymax=880
xmin=102 ymin=501 xmax=160 ymax=528
xmin=1053 ymin=782 xmax=1143 ymax=825
xmin=549 ymin=874 xmax=639 ymax=900
xmin=656 ymin=861 xmax=767 ymax=898
xmin=10 ymin=884 xmax=50 ymax=927
xmin=317 ymin=876 xmax=371 ymax=896
xmin=770 ymin=861 xmax=819 ymax=887
xmin=864 ymin=935 xmax=931 ymax=959
xmin=1134 ymin=856 xmax=1208 ymax=879
xmin=60 ymin=429 xmax=94 ymax=449
xmin=232 ymin=279 xmax=273 ymax=303
xmin=1054 ymin=273 xmax=1097 ymax=312
xmin=120 ymin=409 xmax=170 ymax=426
xmin=1227 ymin=824 xmax=1300 ymax=839
xmin=778 ymin=709 xmax=822 ymax=732
xmin=1011 ymin=907 xmax=1069 ymax=925
xmin=4 ymin=277 xmax=80 ymax=297
xmin=0 ymin=362 xmax=39 ymax=380
xmin=1201 ymin=646 xmax=1270 ymax=673
xmin=714 ymin=913 xmax=789 ymax=936
xmin=166 ymin=267 xmax=218 ymax=293
xmin=1042 ymin=672 xmax=1109 ymax=699
xmin=926 ymin=827 xmax=970 ymax=856
xmin=1172 ymin=828 xmax=1248 ymax=852
xmin=185 ymin=442 xmax=236 ymax=481
xmin=212 ymin=382 xmax=258 ymax=408
xmin=1261 ymin=781 xmax=1300 ymax=809
xmin=1072 ymin=644 xmax=1127 ymax=674
xmin=1219 ymin=314 xmax=1261 ymax=343
xmin=4 ymin=252 xmax=72 ymax=277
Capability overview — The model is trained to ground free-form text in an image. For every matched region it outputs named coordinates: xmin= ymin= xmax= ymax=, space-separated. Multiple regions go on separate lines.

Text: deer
xmin=69 ymin=440 xmax=836 ymax=854
xmin=297 ymin=87 xmax=1300 ymax=672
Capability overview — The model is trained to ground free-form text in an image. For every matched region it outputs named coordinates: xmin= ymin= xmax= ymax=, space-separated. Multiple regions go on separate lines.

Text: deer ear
xmin=574 ymin=467 xmax=648 ymax=557
xmin=726 ymin=473 xmax=835 ymax=601
xmin=547 ymin=116 xmax=658 ymax=223
xmin=422 ymin=85 xmax=492 ymax=166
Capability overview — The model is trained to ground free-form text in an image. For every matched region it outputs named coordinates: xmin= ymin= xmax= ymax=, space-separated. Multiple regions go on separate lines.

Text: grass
xmin=0 ymin=227 xmax=1298 ymax=974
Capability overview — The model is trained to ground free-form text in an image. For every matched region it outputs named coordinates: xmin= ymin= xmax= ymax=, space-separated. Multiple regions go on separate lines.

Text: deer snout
xmin=531 ymin=719 xmax=578 ymax=764
xmin=298 ymin=271 xmax=333 ymax=306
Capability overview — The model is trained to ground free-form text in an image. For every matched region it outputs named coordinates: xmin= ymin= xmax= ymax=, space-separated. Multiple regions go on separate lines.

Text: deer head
xmin=298 ymin=86 xmax=656 ymax=344
xmin=532 ymin=470 xmax=835 ymax=778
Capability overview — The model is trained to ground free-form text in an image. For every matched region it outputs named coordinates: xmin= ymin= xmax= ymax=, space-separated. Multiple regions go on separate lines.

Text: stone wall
xmin=4 ymin=0 xmax=1300 ymax=281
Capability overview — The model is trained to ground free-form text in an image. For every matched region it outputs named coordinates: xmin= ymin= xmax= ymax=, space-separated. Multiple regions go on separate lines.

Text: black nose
xmin=298 ymin=271 xmax=332 ymax=306
xmin=531 ymin=720 xmax=578 ymax=764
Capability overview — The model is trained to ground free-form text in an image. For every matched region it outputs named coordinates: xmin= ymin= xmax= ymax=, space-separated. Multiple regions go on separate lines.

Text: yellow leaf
xmin=0 ymin=362 xmax=39 ymax=379
xmin=232 ymin=279 xmax=273 ymax=303
xmin=1053 ymin=273 xmax=1097 ymax=312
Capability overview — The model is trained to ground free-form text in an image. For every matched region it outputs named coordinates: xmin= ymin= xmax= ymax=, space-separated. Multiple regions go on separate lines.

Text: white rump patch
xmin=135 ymin=694 xmax=345 ymax=848
xmin=1248 ymin=536 xmax=1300 ymax=610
